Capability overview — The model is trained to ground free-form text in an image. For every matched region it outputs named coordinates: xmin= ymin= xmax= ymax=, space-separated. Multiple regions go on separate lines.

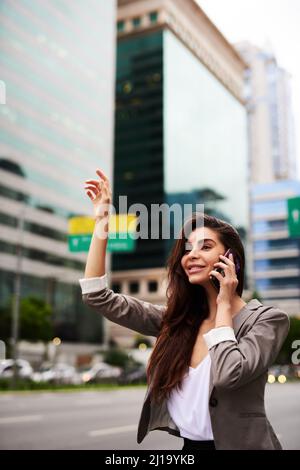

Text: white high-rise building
xmin=237 ymin=42 xmax=297 ymax=183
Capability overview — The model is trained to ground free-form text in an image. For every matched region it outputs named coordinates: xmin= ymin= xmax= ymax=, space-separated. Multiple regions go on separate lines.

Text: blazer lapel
xmin=208 ymin=298 xmax=263 ymax=399
xmin=233 ymin=299 xmax=263 ymax=337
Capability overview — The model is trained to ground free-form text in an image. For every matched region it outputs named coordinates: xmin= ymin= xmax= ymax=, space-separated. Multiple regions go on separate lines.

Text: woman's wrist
xmin=217 ymin=300 xmax=231 ymax=310
xmin=215 ymin=302 xmax=233 ymax=328
xmin=94 ymin=215 xmax=109 ymax=240
xmin=94 ymin=213 xmax=109 ymax=222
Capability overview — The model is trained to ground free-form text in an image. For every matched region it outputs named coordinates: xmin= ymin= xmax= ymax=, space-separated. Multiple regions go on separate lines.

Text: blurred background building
xmin=111 ymin=0 xmax=249 ymax=345
xmin=237 ymin=42 xmax=299 ymax=314
xmin=251 ymin=180 xmax=300 ymax=314
xmin=0 ymin=0 xmax=116 ymax=347
xmin=237 ymin=42 xmax=297 ymax=183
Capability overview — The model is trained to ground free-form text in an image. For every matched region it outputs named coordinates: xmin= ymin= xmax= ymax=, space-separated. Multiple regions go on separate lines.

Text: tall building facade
xmin=110 ymin=0 xmax=249 ymax=345
xmin=251 ymin=180 xmax=300 ymax=314
xmin=0 ymin=0 xmax=116 ymax=343
xmin=237 ymin=42 xmax=297 ymax=183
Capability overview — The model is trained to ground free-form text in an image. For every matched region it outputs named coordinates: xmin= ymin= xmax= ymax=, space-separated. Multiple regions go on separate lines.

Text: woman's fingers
xmin=213 ymin=262 xmax=228 ymax=269
xmin=214 ymin=262 xmax=236 ymax=278
xmin=84 ymin=170 xmax=111 ymax=205
xmin=219 ymin=254 xmax=235 ymax=267
xmin=96 ymin=168 xmax=108 ymax=182
xmin=85 ymin=179 xmax=101 ymax=186
xmin=86 ymin=190 xmax=96 ymax=200
xmin=84 ymin=183 xmax=100 ymax=191
xmin=85 ymin=169 xmax=110 ymax=189
xmin=218 ymin=255 xmax=236 ymax=274
xmin=209 ymin=270 xmax=223 ymax=281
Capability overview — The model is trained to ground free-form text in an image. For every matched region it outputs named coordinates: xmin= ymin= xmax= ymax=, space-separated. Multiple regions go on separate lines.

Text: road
xmin=0 ymin=382 xmax=299 ymax=450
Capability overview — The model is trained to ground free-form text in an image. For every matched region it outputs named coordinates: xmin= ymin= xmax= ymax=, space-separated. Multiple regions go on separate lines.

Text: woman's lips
xmin=188 ymin=266 xmax=206 ymax=274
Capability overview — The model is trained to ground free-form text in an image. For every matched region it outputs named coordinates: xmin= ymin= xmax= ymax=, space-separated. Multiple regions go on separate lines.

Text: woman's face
xmin=181 ymin=227 xmax=226 ymax=286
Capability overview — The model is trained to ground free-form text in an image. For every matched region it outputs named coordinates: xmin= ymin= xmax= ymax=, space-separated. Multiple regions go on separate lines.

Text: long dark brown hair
xmin=146 ymin=212 xmax=245 ymax=404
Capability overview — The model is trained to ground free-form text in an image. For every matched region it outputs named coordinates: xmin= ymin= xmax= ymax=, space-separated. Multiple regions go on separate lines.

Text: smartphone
xmin=210 ymin=248 xmax=240 ymax=292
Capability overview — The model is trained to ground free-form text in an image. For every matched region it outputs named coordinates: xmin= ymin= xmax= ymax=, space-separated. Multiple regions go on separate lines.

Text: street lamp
xmin=11 ymin=206 xmax=25 ymax=387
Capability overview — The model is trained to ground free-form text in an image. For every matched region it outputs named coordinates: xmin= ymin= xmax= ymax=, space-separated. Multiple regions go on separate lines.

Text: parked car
xmin=292 ymin=364 xmax=300 ymax=379
xmin=118 ymin=365 xmax=147 ymax=385
xmin=268 ymin=364 xmax=297 ymax=382
xmin=81 ymin=362 xmax=122 ymax=384
xmin=33 ymin=362 xmax=81 ymax=385
xmin=0 ymin=359 xmax=33 ymax=380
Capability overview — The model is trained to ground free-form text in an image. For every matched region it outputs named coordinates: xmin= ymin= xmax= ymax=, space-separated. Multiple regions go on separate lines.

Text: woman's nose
xmin=188 ymin=248 xmax=200 ymax=258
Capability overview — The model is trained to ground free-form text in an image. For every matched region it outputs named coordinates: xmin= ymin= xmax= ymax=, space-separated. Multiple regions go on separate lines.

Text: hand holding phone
xmin=210 ymin=249 xmax=240 ymax=292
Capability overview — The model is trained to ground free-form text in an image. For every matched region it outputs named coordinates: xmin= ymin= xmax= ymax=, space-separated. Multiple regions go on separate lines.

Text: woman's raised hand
xmin=84 ymin=169 xmax=112 ymax=220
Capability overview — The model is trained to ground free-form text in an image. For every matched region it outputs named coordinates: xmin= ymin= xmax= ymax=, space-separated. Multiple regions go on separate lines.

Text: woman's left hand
xmin=210 ymin=253 xmax=239 ymax=306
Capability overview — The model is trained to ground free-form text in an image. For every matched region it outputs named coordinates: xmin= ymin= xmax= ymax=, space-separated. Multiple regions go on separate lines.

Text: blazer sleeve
xmin=79 ymin=275 xmax=164 ymax=337
xmin=205 ymin=308 xmax=290 ymax=390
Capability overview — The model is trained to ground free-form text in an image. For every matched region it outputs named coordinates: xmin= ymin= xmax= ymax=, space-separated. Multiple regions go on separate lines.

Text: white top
xmin=167 ymin=354 xmax=214 ymax=441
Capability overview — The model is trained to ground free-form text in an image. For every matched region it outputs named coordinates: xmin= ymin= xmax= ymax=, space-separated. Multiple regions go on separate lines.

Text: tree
xmin=19 ymin=297 xmax=53 ymax=342
xmin=0 ymin=296 xmax=53 ymax=344
xmin=244 ymin=289 xmax=263 ymax=303
xmin=251 ymin=290 xmax=263 ymax=302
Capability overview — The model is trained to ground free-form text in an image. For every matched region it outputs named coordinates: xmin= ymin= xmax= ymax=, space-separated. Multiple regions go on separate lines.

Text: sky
xmin=198 ymin=0 xmax=300 ymax=178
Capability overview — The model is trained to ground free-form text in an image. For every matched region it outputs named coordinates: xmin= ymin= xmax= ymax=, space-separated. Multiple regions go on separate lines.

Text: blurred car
xmin=292 ymin=364 xmax=300 ymax=379
xmin=33 ymin=362 xmax=81 ymax=385
xmin=0 ymin=359 xmax=33 ymax=380
xmin=81 ymin=362 xmax=122 ymax=384
xmin=268 ymin=364 xmax=296 ymax=383
xmin=118 ymin=365 xmax=147 ymax=385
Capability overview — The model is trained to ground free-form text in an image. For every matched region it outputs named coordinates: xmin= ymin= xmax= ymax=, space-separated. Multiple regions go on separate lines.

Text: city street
xmin=0 ymin=382 xmax=299 ymax=450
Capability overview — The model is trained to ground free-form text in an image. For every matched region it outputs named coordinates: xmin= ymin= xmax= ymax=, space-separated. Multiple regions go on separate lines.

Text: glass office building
xmin=252 ymin=180 xmax=300 ymax=313
xmin=113 ymin=27 xmax=248 ymax=272
xmin=0 ymin=0 xmax=116 ymax=342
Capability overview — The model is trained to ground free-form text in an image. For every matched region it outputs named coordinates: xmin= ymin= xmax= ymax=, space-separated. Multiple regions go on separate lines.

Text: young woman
xmin=79 ymin=169 xmax=290 ymax=450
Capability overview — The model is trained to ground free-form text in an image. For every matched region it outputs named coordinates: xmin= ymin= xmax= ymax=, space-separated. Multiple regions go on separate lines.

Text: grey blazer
xmin=82 ymin=287 xmax=290 ymax=450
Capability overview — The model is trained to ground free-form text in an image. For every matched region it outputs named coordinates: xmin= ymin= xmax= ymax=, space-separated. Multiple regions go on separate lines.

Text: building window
xmin=148 ymin=280 xmax=158 ymax=292
xmin=129 ymin=281 xmax=139 ymax=293
xmin=112 ymin=282 xmax=121 ymax=293
xmin=132 ymin=17 xmax=141 ymax=28
xmin=149 ymin=11 xmax=158 ymax=23
xmin=117 ymin=20 xmax=124 ymax=32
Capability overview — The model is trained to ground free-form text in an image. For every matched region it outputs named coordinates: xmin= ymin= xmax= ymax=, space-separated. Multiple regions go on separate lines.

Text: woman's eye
xmin=202 ymin=245 xmax=210 ymax=250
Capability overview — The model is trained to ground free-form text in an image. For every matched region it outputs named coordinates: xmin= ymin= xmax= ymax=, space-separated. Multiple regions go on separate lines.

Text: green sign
xmin=68 ymin=233 xmax=136 ymax=252
xmin=68 ymin=214 xmax=138 ymax=253
xmin=107 ymin=233 xmax=136 ymax=252
xmin=287 ymin=196 xmax=300 ymax=237
xmin=68 ymin=234 xmax=92 ymax=252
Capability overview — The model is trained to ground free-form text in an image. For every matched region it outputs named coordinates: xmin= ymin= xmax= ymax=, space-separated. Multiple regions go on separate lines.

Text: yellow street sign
xmin=68 ymin=214 xmax=138 ymax=235
xmin=109 ymin=214 xmax=137 ymax=233
xmin=68 ymin=216 xmax=95 ymax=235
